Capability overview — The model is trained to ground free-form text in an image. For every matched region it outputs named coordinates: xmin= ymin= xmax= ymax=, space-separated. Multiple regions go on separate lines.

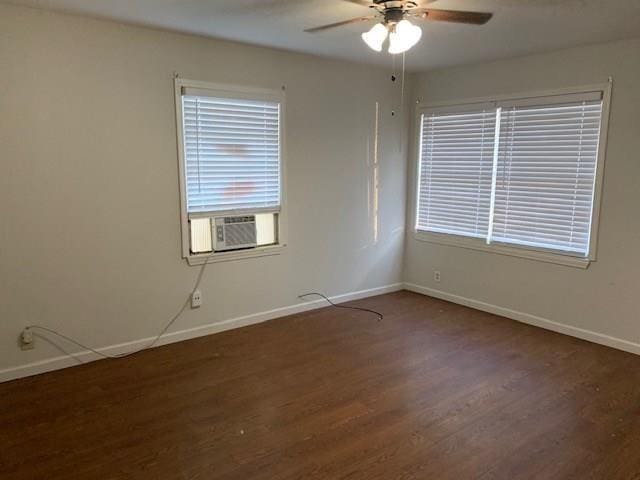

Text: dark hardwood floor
xmin=2 ymin=291 xmax=640 ymax=479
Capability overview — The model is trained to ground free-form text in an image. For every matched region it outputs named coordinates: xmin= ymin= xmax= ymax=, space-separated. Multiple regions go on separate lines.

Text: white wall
xmin=405 ymin=38 xmax=640 ymax=349
xmin=0 ymin=4 xmax=408 ymax=378
xmin=3 ymin=3 xmax=638 ymax=382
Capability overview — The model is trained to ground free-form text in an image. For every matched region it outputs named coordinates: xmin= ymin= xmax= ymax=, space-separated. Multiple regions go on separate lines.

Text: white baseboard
xmin=404 ymin=282 xmax=640 ymax=356
xmin=0 ymin=283 xmax=403 ymax=383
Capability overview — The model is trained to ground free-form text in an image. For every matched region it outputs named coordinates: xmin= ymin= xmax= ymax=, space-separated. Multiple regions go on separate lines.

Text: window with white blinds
xmin=417 ymin=109 xmax=496 ymax=239
xmin=181 ymin=90 xmax=281 ymax=214
xmin=491 ymin=99 xmax=603 ymax=254
xmin=175 ymin=81 xmax=285 ymax=260
xmin=416 ymin=90 xmax=606 ymax=259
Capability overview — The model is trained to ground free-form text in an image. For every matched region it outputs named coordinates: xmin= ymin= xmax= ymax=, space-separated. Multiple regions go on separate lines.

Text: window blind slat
xmin=182 ymin=94 xmax=281 ymax=213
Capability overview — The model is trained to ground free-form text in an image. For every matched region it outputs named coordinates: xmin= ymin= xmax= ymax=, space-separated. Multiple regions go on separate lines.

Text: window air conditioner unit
xmin=213 ymin=215 xmax=257 ymax=252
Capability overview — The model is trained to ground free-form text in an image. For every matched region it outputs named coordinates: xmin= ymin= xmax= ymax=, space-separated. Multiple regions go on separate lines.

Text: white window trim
xmin=174 ymin=77 xmax=288 ymax=264
xmin=186 ymin=243 xmax=285 ymax=266
xmin=410 ymin=81 xmax=613 ymax=269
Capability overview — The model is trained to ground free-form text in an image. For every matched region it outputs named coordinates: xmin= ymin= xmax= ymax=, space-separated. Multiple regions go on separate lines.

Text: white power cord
xmin=25 ymin=257 xmax=210 ymax=360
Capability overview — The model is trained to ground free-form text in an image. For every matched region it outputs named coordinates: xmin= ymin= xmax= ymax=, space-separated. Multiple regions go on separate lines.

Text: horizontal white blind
xmin=492 ymin=100 xmax=603 ymax=255
xmin=182 ymin=94 xmax=281 ymax=213
xmin=417 ymin=110 xmax=496 ymax=238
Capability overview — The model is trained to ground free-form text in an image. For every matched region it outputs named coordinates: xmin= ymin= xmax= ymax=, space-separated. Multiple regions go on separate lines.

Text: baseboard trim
xmin=404 ymin=282 xmax=640 ymax=356
xmin=0 ymin=283 xmax=403 ymax=383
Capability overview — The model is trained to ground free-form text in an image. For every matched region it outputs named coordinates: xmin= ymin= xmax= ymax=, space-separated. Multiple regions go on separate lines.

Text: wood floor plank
xmin=1 ymin=291 xmax=640 ymax=479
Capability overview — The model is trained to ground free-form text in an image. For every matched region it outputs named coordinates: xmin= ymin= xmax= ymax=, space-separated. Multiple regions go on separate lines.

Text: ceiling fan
xmin=305 ymin=0 xmax=493 ymax=54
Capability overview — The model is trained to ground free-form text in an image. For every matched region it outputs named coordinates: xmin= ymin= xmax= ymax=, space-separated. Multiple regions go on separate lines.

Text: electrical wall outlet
xmin=191 ymin=289 xmax=203 ymax=308
xmin=434 ymin=270 xmax=441 ymax=283
xmin=20 ymin=328 xmax=34 ymax=350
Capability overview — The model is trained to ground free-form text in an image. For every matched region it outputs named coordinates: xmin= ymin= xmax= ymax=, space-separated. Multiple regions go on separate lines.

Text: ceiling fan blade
xmin=342 ymin=0 xmax=373 ymax=6
xmin=413 ymin=8 xmax=493 ymax=25
xmin=305 ymin=16 xmax=377 ymax=33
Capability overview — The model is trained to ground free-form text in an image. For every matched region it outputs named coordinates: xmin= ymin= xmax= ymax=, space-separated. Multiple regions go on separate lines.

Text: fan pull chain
xmin=401 ymin=52 xmax=406 ymax=113
xmin=390 ymin=52 xmax=407 ymax=118
xmin=390 ymin=54 xmax=397 ymax=117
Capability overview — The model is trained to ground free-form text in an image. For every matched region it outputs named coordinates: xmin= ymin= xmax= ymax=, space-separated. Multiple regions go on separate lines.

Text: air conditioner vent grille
xmin=225 ymin=222 xmax=257 ymax=246
xmin=214 ymin=215 xmax=257 ymax=252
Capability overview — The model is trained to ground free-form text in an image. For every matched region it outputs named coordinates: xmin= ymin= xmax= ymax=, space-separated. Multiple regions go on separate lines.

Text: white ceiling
xmin=6 ymin=0 xmax=640 ymax=71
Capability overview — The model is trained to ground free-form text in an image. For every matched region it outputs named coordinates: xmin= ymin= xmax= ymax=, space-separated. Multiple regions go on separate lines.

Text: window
xmin=415 ymin=87 xmax=609 ymax=264
xmin=416 ymin=107 xmax=496 ymax=239
xmin=175 ymin=79 xmax=285 ymax=262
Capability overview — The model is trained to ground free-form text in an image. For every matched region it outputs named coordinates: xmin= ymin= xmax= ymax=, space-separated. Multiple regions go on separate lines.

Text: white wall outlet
xmin=434 ymin=270 xmax=441 ymax=283
xmin=20 ymin=328 xmax=34 ymax=350
xmin=191 ymin=289 xmax=203 ymax=308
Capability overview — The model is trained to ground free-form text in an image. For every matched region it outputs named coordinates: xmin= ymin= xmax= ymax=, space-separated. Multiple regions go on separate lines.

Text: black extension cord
xmin=298 ymin=292 xmax=384 ymax=321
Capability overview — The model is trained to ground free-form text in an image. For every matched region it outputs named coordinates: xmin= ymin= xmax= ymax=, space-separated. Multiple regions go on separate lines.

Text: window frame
xmin=174 ymin=78 xmax=288 ymax=265
xmin=411 ymin=82 xmax=612 ymax=269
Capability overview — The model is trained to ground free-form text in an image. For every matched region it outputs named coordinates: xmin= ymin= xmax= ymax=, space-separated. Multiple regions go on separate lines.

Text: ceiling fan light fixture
xmin=361 ymin=23 xmax=388 ymax=52
xmin=388 ymin=19 xmax=422 ymax=54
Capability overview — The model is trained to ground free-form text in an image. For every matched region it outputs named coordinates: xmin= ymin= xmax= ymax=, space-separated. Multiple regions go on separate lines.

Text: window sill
xmin=186 ymin=244 xmax=286 ymax=266
xmin=413 ymin=231 xmax=591 ymax=269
